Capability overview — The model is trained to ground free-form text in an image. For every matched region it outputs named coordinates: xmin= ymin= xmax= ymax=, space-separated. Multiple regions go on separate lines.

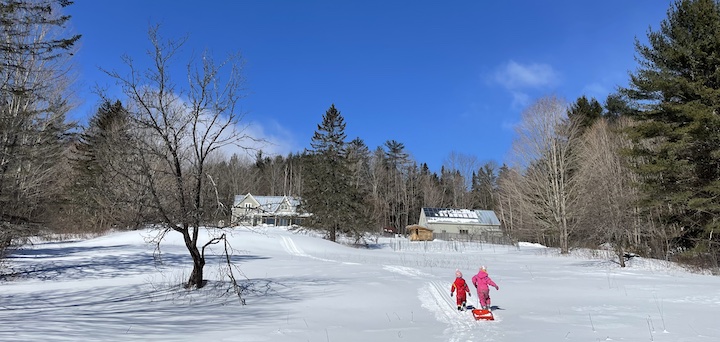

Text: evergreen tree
xmin=623 ymin=0 xmax=720 ymax=258
xmin=344 ymin=137 xmax=375 ymax=242
xmin=346 ymin=138 xmax=371 ymax=189
xmin=568 ymin=96 xmax=603 ymax=133
xmin=0 ymin=0 xmax=80 ymax=251
xmin=405 ymin=162 xmax=423 ymax=227
xmin=471 ymin=162 xmax=498 ymax=210
xmin=253 ymin=150 xmax=273 ymax=195
xmin=71 ymin=100 xmax=137 ymax=231
xmin=439 ymin=167 xmax=465 ymax=208
xmin=603 ymin=93 xmax=637 ymax=120
xmin=303 ymin=104 xmax=357 ymax=242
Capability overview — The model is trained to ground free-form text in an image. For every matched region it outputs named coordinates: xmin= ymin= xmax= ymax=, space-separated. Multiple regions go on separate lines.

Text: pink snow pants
xmin=478 ymin=289 xmax=491 ymax=308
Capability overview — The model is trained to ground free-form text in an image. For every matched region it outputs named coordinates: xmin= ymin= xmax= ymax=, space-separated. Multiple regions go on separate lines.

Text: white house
xmin=418 ymin=207 xmax=503 ymax=242
xmin=231 ymin=193 xmax=309 ymax=227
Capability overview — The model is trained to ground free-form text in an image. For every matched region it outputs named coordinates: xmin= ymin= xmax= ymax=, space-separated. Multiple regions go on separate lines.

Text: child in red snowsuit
xmin=450 ymin=269 xmax=471 ymax=311
xmin=471 ymin=266 xmax=499 ymax=310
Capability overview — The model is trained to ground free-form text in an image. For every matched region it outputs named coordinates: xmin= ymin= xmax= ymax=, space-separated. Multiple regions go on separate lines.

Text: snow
xmin=2 ymin=226 xmax=719 ymax=342
xmin=426 ymin=209 xmax=479 ymax=224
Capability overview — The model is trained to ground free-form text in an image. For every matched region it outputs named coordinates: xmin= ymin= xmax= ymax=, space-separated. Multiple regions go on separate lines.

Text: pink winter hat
xmin=455 ymin=269 xmax=462 ymax=277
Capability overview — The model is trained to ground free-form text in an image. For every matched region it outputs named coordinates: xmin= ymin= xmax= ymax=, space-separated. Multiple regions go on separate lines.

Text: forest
xmin=1 ymin=0 xmax=719 ymax=289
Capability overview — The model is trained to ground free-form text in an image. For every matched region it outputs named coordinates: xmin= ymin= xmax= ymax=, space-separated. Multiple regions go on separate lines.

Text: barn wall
xmin=428 ymin=223 xmax=505 ymax=243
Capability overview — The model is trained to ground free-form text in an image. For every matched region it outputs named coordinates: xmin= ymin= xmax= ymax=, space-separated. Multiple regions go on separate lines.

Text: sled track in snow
xmin=420 ymin=280 xmax=503 ymax=342
xmin=279 ymin=235 xmax=349 ymax=264
xmin=382 ymin=265 xmax=432 ymax=278
xmin=280 ymin=235 xmax=308 ymax=257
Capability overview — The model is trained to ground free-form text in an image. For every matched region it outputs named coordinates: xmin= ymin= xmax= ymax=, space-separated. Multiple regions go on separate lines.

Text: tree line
xmin=499 ymin=0 xmax=720 ymax=269
xmin=1 ymin=0 xmax=719 ymax=289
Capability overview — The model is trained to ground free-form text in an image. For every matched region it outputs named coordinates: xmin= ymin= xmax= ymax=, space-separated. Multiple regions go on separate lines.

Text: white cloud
xmin=126 ymin=88 xmax=299 ymax=163
xmin=510 ymin=91 xmax=531 ymax=109
xmin=581 ymin=82 xmax=610 ymax=101
xmin=495 ymin=60 xmax=559 ymax=90
xmin=216 ymin=119 xmax=298 ymax=161
xmin=501 ymin=119 xmax=518 ymax=131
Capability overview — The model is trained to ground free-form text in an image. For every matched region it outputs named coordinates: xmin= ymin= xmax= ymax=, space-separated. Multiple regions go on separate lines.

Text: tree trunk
xmin=616 ymin=249 xmax=626 ymax=268
xmin=560 ymin=215 xmax=569 ymax=254
xmin=184 ymin=230 xmax=206 ymax=288
xmin=329 ymin=224 xmax=337 ymax=242
xmin=188 ymin=257 xmax=206 ymax=288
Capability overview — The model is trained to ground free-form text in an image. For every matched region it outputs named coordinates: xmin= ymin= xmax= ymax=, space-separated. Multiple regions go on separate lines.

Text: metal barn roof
xmin=421 ymin=207 xmax=500 ymax=226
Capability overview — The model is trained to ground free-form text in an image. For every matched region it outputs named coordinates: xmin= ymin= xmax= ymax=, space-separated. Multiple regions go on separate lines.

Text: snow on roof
xmin=233 ymin=194 xmax=301 ymax=212
xmin=422 ymin=208 xmax=500 ymax=226
xmin=423 ymin=208 xmax=477 ymax=218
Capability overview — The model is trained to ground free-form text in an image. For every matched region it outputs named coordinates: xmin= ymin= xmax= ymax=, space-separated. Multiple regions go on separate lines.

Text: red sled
xmin=471 ymin=309 xmax=494 ymax=321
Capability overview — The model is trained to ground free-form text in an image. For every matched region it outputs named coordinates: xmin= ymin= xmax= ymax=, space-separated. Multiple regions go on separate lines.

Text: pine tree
xmin=343 ymin=137 xmax=375 ymax=242
xmin=0 ymin=0 xmax=80 ymax=250
xmin=623 ymin=0 xmax=720 ymax=257
xmin=471 ymin=162 xmax=498 ymax=210
xmin=71 ymin=100 xmax=135 ymax=230
xmin=568 ymin=96 xmax=603 ymax=134
xmin=603 ymin=93 xmax=636 ymax=120
xmin=303 ymin=104 xmax=356 ymax=242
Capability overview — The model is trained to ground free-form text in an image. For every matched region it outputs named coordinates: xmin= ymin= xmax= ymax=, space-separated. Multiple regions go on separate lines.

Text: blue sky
xmin=67 ymin=1 xmax=672 ymax=172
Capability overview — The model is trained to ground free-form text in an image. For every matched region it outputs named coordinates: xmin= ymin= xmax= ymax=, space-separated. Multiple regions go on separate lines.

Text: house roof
xmin=475 ymin=210 xmax=501 ymax=225
xmin=233 ymin=194 xmax=301 ymax=213
xmin=421 ymin=207 xmax=500 ymax=226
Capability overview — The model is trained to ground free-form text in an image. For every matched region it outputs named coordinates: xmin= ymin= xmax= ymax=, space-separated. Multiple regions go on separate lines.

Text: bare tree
xmin=419 ymin=164 xmax=443 ymax=208
xmin=103 ymin=25 xmax=254 ymax=289
xmin=575 ymin=118 xmax=641 ymax=266
xmin=442 ymin=151 xmax=478 ymax=208
xmin=368 ymin=147 xmax=390 ymax=229
xmin=508 ymin=95 xmax=580 ymax=254
xmin=496 ymin=164 xmax=521 ymax=241
xmin=203 ymin=153 xmax=262 ymax=221
xmin=384 ymin=140 xmax=411 ymax=232
xmin=0 ymin=0 xmax=80 ymax=252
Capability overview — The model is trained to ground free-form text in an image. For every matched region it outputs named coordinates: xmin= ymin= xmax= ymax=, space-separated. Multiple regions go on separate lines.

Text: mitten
xmin=495 ymin=286 xmax=499 ymax=290
xmin=450 ymin=292 xmax=454 ymax=297
xmin=468 ymin=292 xmax=472 ymax=297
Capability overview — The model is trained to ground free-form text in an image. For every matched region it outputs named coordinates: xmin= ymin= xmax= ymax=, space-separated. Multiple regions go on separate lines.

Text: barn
xmin=418 ymin=207 xmax=503 ymax=242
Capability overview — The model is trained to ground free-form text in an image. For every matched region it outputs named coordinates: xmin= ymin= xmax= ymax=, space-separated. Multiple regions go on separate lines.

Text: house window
xmin=459 ymin=229 xmax=468 ymax=235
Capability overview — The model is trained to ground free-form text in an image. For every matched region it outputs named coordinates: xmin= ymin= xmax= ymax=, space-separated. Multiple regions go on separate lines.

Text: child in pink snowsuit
xmin=471 ymin=266 xmax=499 ymax=310
xmin=450 ymin=269 xmax=471 ymax=311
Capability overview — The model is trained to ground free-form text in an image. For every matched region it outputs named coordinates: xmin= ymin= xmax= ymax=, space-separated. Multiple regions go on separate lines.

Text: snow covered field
xmin=1 ymin=226 xmax=719 ymax=341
